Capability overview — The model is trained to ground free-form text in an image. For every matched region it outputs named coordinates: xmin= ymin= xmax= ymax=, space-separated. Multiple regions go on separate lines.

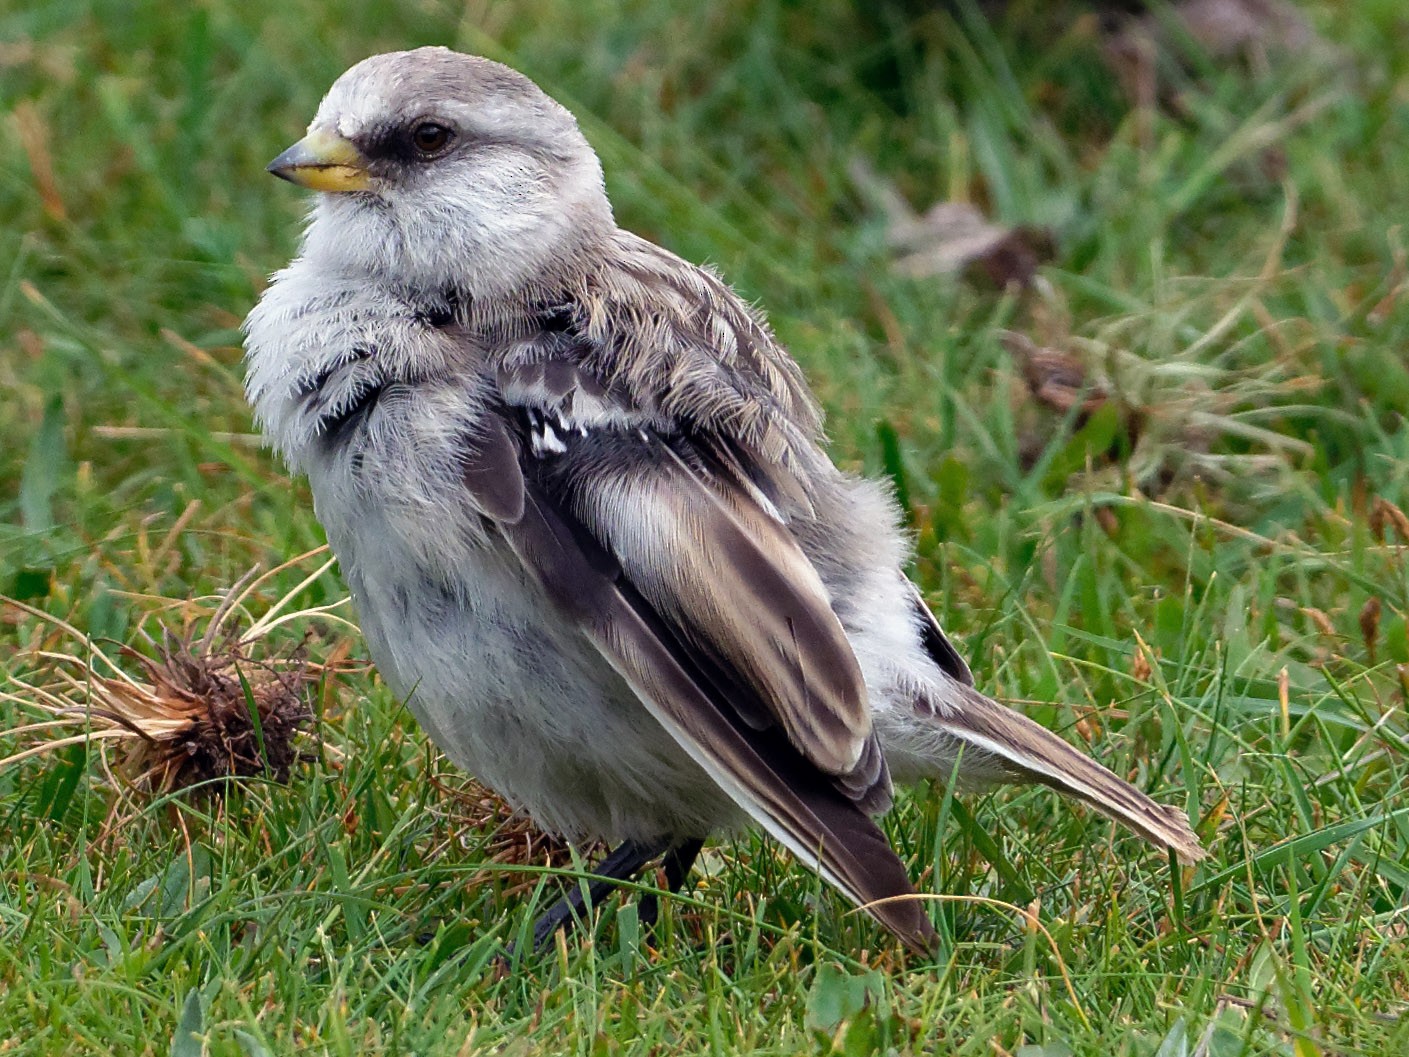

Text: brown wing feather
xmin=499 ymin=472 xmax=935 ymax=953
xmin=538 ymin=429 xmax=878 ymax=784
xmin=496 ymin=351 xmax=885 ymax=798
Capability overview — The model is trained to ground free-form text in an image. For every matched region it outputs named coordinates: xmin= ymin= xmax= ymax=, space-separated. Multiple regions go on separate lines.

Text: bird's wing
xmin=457 ymin=351 xmax=935 ymax=953
xmin=907 ymin=583 xmax=974 ymax=687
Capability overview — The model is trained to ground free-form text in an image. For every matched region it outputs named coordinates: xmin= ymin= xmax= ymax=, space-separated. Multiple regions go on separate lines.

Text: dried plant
xmin=1003 ymin=185 xmax=1330 ymax=497
xmin=847 ymin=158 xmax=1055 ymax=289
xmin=1 ymin=548 xmax=357 ymax=797
xmin=422 ymin=772 xmax=578 ymax=890
xmin=1004 ymin=322 xmax=1318 ymax=492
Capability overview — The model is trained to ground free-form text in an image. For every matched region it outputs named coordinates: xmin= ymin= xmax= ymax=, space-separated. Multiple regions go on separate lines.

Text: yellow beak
xmin=266 ymin=129 xmax=372 ymax=193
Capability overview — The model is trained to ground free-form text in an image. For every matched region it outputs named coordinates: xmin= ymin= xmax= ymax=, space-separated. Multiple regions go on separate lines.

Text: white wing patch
xmin=529 ymin=414 xmax=570 ymax=456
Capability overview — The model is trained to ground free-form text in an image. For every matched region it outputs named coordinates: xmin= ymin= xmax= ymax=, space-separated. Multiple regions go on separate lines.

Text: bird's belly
xmin=311 ymin=482 xmax=738 ymax=843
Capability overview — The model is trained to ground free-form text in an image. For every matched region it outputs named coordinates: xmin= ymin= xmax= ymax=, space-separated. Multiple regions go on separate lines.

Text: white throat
xmin=298 ymin=158 xmax=613 ymax=304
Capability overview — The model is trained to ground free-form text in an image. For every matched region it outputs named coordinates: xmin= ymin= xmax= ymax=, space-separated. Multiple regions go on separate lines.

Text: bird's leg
xmin=527 ymin=838 xmax=669 ymax=950
xmin=637 ymin=837 xmax=705 ymax=931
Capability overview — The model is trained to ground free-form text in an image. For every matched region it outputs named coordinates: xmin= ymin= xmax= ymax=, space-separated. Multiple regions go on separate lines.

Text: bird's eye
xmin=410 ymin=122 xmax=453 ymax=156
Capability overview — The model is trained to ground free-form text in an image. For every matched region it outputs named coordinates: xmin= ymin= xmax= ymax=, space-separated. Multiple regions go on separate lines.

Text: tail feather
xmin=941 ymin=686 xmax=1206 ymax=864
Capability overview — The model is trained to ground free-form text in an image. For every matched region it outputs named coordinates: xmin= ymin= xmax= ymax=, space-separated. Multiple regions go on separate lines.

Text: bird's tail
xmin=937 ymin=685 xmax=1206 ymax=863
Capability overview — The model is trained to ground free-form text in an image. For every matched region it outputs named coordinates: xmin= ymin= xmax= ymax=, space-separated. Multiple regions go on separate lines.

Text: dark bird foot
xmin=500 ymin=836 xmax=706 ymax=961
xmin=636 ymin=837 xmax=704 ymax=931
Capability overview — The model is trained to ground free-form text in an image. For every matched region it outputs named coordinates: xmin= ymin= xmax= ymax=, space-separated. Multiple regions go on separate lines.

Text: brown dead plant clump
xmin=421 ymin=771 xmax=578 ymax=894
xmin=1 ymin=547 xmax=356 ymax=799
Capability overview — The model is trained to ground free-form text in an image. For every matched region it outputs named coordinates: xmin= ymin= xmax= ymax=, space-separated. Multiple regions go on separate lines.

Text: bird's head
xmin=270 ymin=47 xmax=614 ymax=302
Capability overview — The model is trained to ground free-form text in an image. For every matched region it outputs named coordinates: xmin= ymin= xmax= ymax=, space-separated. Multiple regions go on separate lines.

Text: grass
xmin=2 ymin=0 xmax=1408 ymax=1053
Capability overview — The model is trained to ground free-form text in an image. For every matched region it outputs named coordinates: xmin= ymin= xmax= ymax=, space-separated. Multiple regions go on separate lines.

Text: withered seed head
xmin=3 ymin=551 xmax=348 ymax=798
xmin=104 ymin=631 xmax=315 ymax=794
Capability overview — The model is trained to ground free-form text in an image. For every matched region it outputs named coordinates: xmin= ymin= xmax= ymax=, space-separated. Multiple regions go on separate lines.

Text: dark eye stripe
xmin=358 ymin=121 xmax=467 ymax=164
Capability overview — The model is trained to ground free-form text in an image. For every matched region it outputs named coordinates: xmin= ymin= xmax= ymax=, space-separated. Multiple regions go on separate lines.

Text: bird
xmin=243 ymin=46 xmax=1204 ymax=956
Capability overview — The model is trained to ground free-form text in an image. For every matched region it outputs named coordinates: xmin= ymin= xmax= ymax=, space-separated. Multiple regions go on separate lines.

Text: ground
xmin=2 ymin=1 xmax=1407 ymax=1054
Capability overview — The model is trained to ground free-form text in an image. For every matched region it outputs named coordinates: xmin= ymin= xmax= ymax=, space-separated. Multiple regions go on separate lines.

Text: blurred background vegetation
xmin=2 ymin=1 xmax=1408 ymax=1054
